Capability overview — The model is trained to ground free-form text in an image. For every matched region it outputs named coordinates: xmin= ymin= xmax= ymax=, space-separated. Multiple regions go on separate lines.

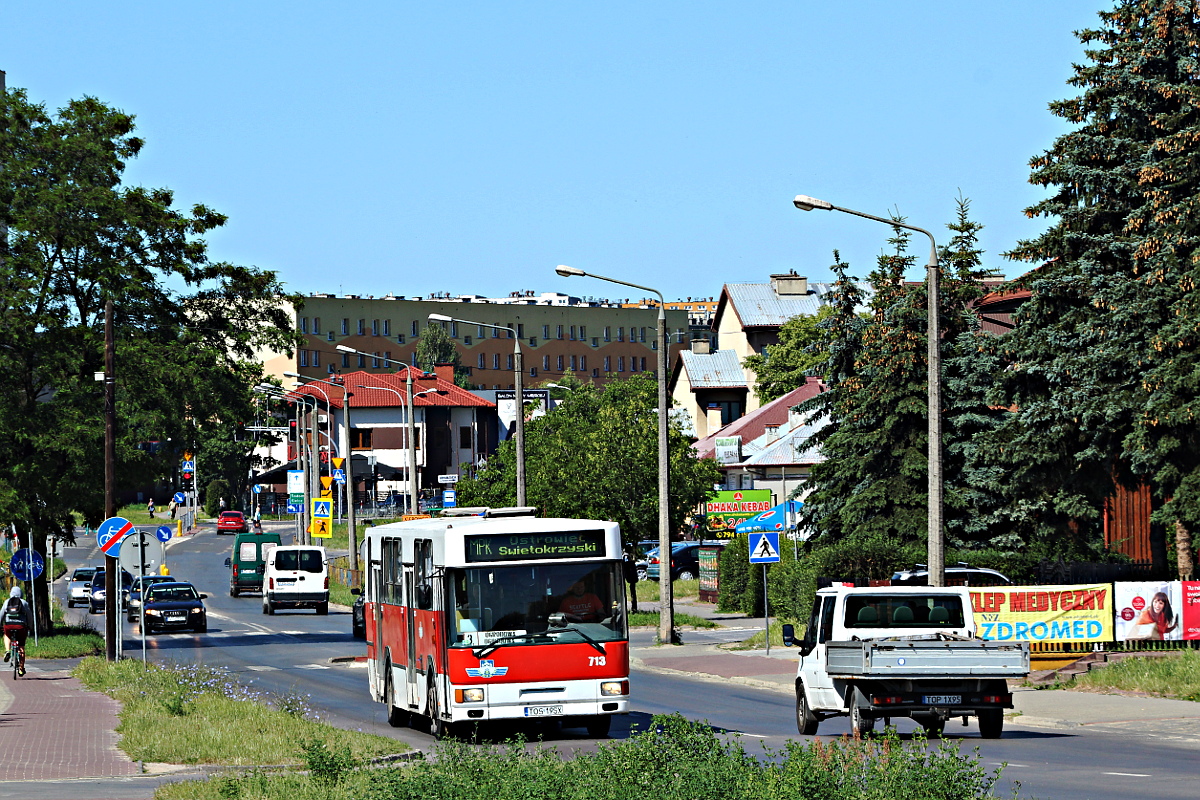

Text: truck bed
xmin=825 ymin=638 xmax=1029 ymax=678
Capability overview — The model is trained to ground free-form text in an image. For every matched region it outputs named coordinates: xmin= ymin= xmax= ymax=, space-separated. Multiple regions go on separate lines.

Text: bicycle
xmin=7 ymin=638 xmax=22 ymax=680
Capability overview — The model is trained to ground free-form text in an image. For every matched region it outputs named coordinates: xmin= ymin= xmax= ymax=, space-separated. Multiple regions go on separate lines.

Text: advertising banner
xmin=714 ymin=436 xmax=741 ymax=465
xmin=702 ymin=489 xmax=773 ymax=537
xmin=971 ymin=584 xmax=1113 ymax=643
xmin=1183 ymin=581 xmax=1200 ymax=641
xmin=1114 ymin=581 xmax=1185 ymax=641
xmin=496 ymin=389 xmax=549 ymax=441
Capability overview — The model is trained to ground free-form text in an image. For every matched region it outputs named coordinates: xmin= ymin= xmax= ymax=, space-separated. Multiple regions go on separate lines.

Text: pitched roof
xmin=289 ymin=370 xmax=495 ymax=410
xmin=693 ymin=378 xmax=825 ymax=460
xmin=740 ymin=417 xmax=825 ymax=467
xmin=678 ymin=349 xmax=747 ymax=389
xmin=721 ymin=282 xmax=837 ymax=328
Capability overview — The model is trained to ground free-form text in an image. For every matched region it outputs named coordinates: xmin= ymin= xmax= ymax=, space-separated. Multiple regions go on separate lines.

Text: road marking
xmin=1103 ymin=772 xmax=1151 ymax=778
xmin=993 ymin=763 xmax=1028 ymax=768
xmin=245 ymin=665 xmax=281 ymax=671
xmin=296 ymin=663 xmax=331 ymax=670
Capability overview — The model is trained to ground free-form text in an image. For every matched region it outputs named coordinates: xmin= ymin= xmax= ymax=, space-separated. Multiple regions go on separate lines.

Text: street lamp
xmin=257 ymin=385 xmax=319 ymax=544
xmin=357 ymin=384 xmax=443 ymax=515
xmin=554 ymin=265 xmax=676 ymax=644
xmin=428 ymin=313 xmax=527 ymax=507
xmin=792 ymin=194 xmax=944 ymax=587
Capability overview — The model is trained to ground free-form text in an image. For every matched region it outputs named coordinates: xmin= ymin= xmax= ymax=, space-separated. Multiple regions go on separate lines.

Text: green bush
xmin=204 ymin=479 xmax=231 ymax=517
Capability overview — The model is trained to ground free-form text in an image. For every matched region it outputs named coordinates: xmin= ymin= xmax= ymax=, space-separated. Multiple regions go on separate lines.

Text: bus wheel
xmin=385 ymin=671 xmax=408 ymax=728
xmin=585 ymin=715 xmax=612 ymax=738
xmin=428 ymin=680 xmax=448 ymax=739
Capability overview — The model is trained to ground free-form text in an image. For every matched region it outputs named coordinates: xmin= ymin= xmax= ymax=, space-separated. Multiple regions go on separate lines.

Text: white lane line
xmin=992 ymin=763 xmax=1029 ymax=768
xmin=1103 ymin=772 xmax=1151 ymax=777
xmin=245 ymin=665 xmax=281 ymax=671
xmin=296 ymin=664 xmax=331 ymax=670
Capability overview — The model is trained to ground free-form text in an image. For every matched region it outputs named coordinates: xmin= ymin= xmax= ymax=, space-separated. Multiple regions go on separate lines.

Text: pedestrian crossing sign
xmin=311 ymin=498 xmax=333 ymax=520
xmin=748 ymin=530 xmax=781 ymax=564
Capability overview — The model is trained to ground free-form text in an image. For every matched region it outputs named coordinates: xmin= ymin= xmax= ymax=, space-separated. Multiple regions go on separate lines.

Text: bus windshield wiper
xmin=473 ymin=633 xmax=547 ymax=658
xmin=555 ymin=625 xmax=606 ymax=654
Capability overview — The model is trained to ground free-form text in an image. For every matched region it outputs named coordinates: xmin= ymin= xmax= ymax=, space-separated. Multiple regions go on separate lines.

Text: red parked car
xmin=217 ymin=511 xmax=249 ymax=534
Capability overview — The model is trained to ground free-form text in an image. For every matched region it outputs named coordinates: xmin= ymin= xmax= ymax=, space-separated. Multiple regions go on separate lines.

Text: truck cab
xmin=783 ymin=585 xmax=1028 ymax=738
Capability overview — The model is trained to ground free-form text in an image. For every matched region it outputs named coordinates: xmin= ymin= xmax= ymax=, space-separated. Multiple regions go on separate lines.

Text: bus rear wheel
xmin=585 ymin=715 xmax=612 ymax=738
xmin=385 ymin=670 xmax=408 ymax=728
xmin=428 ymin=679 xmax=448 ymax=739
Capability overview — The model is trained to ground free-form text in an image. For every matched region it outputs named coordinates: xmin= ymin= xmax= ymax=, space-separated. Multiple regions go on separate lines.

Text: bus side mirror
xmin=547 ymin=612 xmax=567 ymax=628
xmin=781 ymin=623 xmax=796 ymax=646
xmin=351 ymin=587 xmax=362 ymax=596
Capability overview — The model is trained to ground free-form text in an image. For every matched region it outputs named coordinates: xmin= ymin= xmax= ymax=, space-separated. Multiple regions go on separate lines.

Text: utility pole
xmin=104 ymin=300 xmax=118 ymax=661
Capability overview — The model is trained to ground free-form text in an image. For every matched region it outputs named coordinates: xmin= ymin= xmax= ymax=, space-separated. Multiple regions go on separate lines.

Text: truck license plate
xmin=923 ymin=695 xmax=961 ymax=705
xmin=523 ymin=705 xmax=564 ymax=717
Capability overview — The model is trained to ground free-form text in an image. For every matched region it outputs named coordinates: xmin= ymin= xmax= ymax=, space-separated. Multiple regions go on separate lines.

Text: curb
xmin=630 ymin=655 xmax=793 ymax=696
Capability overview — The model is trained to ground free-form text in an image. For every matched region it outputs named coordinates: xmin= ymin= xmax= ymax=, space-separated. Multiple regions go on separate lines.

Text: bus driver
xmin=558 ymin=580 xmax=605 ymax=623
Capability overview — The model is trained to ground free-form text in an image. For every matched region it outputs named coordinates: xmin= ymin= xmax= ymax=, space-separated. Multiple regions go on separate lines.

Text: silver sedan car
xmin=67 ymin=567 xmax=98 ymax=608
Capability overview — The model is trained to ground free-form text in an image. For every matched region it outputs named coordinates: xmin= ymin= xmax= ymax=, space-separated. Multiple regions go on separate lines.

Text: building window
xmin=412 ymin=320 xmax=419 ymax=336
xmin=640 ymin=327 xmax=647 ymax=343
xmin=592 ymin=368 xmax=599 ymax=377
xmin=384 ymin=351 xmax=392 ymax=366
xmin=478 ymin=324 xmax=487 ymax=338
xmin=300 ymin=317 xmax=309 ymax=334
xmin=530 ymin=366 xmax=538 ymax=377
xmin=506 ymin=354 xmax=513 ymax=370
xmin=493 ymin=353 xmax=500 ymax=369
xmin=618 ymin=327 xmax=624 ymax=342
xmin=542 ymin=325 xmax=550 ymax=339
xmin=478 ymin=353 xmax=486 ymax=369
xmin=312 ymin=350 xmax=320 ymax=367
xmin=299 ymin=350 xmax=308 ymax=367
xmin=580 ymin=355 xmax=587 ymax=371
xmin=517 ymin=323 xmax=524 ymax=338
xmin=383 ymin=319 xmax=391 ymax=336
xmin=341 ymin=318 xmax=349 ymax=335
xmin=556 ymin=325 xmax=564 ymax=340
xmin=604 ymin=356 xmax=611 ymax=372
xmin=451 ymin=321 xmax=458 ymax=338
xmin=604 ymin=326 xmax=611 ymax=342
xmin=489 ymin=325 xmax=497 ymax=338
xmin=313 ymin=317 xmax=321 ymax=335
xmin=543 ymin=355 xmax=550 ymax=370
xmin=464 ymin=335 xmax=472 ymax=345
xmin=459 ymin=426 xmax=473 ymax=449
xmin=372 ymin=319 xmax=379 ymax=336
xmin=557 ymin=355 xmax=564 ymax=371
xmin=328 ymin=363 xmax=336 ymax=374
xmin=618 ymin=357 xmax=625 ymax=372
xmin=357 ymin=354 xmax=366 ymax=368
xmin=630 ymin=357 xmax=638 ymax=372
xmin=372 ymin=352 xmax=380 ymax=368
xmin=342 ymin=353 xmax=350 ymax=369
xmin=351 ymin=428 xmax=372 ymax=450
xmin=579 ymin=325 xmax=586 ymax=340
xmin=569 ymin=325 xmax=576 ymax=340
xmin=641 ymin=357 xmax=647 ymax=372
xmin=356 ymin=319 xmax=365 ymax=335
xmin=397 ymin=334 xmax=405 ymax=344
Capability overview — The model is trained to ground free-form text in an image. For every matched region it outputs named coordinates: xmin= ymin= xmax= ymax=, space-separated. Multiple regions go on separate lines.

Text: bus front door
xmin=405 ymin=568 xmax=419 ymax=709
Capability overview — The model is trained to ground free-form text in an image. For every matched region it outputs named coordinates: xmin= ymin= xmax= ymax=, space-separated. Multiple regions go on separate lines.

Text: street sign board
xmin=748 ymin=531 xmax=781 ymax=564
xmin=252 ymin=485 xmax=262 ymax=494
xmin=10 ymin=548 xmax=44 ymax=582
xmin=181 ymin=460 xmax=195 ymax=472
xmin=311 ymin=498 xmax=332 ymax=520
xmin=119 ymin=532 xmax=163 ymax=576
xmin=442 ymin=489 xmax=457 ymax=508
xmin=437 ymin=474 xmax=459 ymax=484
xmin=332 ymin=468 xmax=346 ymax=484
xmin=287 ymin=469 xmax=305 ymax=506
xmin=173 ymin=492 xmax=186 ymax=504
xmin=155 ymin=525 xmax=174 ymax=543
xmin=97 ymin=517 xmax=135 ymax=557
xmin=287 ymin=501 xmax=304 ymax=514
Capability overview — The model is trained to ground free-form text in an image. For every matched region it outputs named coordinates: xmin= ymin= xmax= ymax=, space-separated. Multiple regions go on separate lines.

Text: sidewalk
xmin=632 ymin=598 xmax=1200 ymax=741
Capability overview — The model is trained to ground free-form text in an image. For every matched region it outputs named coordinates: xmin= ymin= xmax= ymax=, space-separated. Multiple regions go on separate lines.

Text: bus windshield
xmin=448 ymin=561 xmax=627 ymax=647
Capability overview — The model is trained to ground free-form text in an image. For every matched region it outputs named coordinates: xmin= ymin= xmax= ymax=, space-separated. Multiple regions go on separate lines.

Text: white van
xmin=262 ymin=545 xmax=329 ymax=615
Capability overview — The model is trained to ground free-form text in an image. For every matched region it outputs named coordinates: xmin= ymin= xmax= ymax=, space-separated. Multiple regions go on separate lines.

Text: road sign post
xmin=310 ymin=497 xmax=333 ymax=539
xmin=11 ymin=548 xmax=45 ymax=646
xmin=748 ymin=531 xmax=781 ymax=654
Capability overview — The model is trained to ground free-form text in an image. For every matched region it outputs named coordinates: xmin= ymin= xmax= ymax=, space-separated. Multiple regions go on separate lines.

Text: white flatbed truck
xmin=781 ymin=585 xmax=1029 ymax=738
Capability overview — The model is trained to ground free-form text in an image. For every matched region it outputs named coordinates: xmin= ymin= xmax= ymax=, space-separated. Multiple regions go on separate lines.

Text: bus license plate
xmin=923 ymin=695 xmax=961 ymax=705
xmin=523 ymin=705 xmax=564 ymax=717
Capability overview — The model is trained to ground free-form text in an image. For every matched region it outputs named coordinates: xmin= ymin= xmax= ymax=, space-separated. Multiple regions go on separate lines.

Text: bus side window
xmin=415 ymin=539 xmax=433 ymax=609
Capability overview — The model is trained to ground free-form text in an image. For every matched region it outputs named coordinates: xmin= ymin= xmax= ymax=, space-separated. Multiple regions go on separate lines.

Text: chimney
xmin=433 ymin=364 xmax=455 ymax=385
xmin=770 ymin=271 xmax=809 ymax=296
xmin=692 ymin=340 xmax=711 ymax=355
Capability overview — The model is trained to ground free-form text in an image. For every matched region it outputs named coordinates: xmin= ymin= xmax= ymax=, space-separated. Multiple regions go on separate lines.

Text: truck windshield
xmin=843 ymin=595 xmax=965 ymax=628
xmin=447 ymin=561 xmax=627 ymax=647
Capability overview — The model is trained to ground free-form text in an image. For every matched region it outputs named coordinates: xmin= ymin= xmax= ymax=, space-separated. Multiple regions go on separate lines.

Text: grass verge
xmin=27 ymin=624 xmax=105 ymax=658
xmin=636 ymin=578 xmax=699 ymax=603
xmin=1068 ymin=649 xmax=1200 ymax=701
xmin=723 ymin=618 xmax=800 ymax=650
xmin=157 ymin=714 xmax=1005 ymax=800
xmin=74 ymin=657 xmax=406 ymax=766
xmin=629 ymin=610 xmax=719 ymax=629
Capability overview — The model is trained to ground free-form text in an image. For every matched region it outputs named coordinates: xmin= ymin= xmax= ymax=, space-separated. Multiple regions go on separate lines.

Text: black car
xmin=127 ymin=574 xmax=180 ymax=622
xmin=890 ymin=564 xmax=1011 ymax=587
xmin=351 ymin=588 xmax=365 ymax=639
xmin=141 ymin=581 xmax=208 ymax=634
xmin=647 ymin=542 xmax=726 ymax=581
xmin=88 ymin=568 xmax=134 ymax=614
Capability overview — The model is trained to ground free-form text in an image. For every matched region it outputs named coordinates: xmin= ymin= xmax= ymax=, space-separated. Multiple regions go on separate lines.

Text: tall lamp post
xmin=427 ymin=314 xmax=527 ymax=507
xmin=554 ymin=265 xmax=676 ymax=644
xmin=357 ymin=383 xmax=443 ymax=516
xmin=792 ymin=194 xmax=944 ymax=587
xmin=257 ymin=385 xmax=319 ymax=544
xmin=288 ymin=374 xmax=357 ymax=571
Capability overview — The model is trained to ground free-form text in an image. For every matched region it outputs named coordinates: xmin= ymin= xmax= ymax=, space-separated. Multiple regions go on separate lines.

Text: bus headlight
xmin=600 ymin=681 xmax=628 ymax=697
xmin=454 ymin=688 xmax=485 ymax=703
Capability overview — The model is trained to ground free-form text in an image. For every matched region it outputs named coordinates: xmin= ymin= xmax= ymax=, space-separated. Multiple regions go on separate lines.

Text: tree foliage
xmin=979 ymin=1 xmax=1200 ymax=565
xmin=458 ymin=374 xmax=721 ymax=540
xmin=0 ymin=87 xmax=296 ymax=625
xmin=415 ymin=322 xmax=472 ymax=388
xmin=742 ymin=305 xmax=833 ymax=403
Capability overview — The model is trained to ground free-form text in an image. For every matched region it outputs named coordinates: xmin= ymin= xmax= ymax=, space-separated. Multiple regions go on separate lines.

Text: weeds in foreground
xmin=1070 ymin=649 xmax=1200 ymax=702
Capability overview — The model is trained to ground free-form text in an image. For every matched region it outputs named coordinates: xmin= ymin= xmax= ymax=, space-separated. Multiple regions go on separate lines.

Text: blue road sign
xmin=181 ymin=460 xmax=195 ymax=472
xmin=155 ymin=525 xmax=174 ymax=543
xmin=173 ymin=492 xmax=186 ymax=504
xmin=286 ymin=501 xmax=304 ymax=514
xmin=442 ymin=489 xmax=457 ymax=508
xmin=252 ymin=484 xmax=262 ymax=494
xmin=97 ymin=516 xmax=135 ymax=557
xmin=748 ymin=531 xmax=781 ymax=564
xmin=10 ymin=548 xmax=44 ymax=581
xmin=332 ymin=468 xmax=346 ymax=484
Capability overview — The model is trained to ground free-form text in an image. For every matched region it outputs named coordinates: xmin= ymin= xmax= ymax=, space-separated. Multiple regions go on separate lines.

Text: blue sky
xmin=4 ymin=2 xmax=1099 ymax=301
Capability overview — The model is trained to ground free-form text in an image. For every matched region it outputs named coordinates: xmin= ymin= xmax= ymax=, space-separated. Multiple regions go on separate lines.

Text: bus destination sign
xmin=464 ymin=531 xmax=605 ymax=563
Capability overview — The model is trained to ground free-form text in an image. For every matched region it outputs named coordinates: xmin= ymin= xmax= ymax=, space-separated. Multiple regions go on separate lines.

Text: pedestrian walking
xmin=219 ymin=497 xmax=227 ymax=512
xmin=146 ymin=498 xmax=155 ymax=518
xmin=623 ymin=542 xmax=639 ymax=613
xmin=167 ymin=499 xmax=177 ymax=520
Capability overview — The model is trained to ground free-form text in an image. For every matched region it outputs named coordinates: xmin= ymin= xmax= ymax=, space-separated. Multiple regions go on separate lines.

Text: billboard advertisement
xmin=702 ymin=490 xmax=773 ymax=537
xmin=970 ymin=584 xmax=1114 ymax=643
xmin=1183 ymin=581 xmax=1200 ymax=641
xmin=1114 ymin=581 xmax=1184 ymax=641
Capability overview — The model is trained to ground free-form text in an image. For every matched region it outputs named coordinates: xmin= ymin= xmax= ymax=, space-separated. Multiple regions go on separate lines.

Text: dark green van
xmin=225 ymin=531 xmax=282 ymax=596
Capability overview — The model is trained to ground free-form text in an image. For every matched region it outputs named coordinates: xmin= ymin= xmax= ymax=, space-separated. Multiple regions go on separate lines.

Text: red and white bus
xmin=360 ymin=507 xmax=630 ymax=738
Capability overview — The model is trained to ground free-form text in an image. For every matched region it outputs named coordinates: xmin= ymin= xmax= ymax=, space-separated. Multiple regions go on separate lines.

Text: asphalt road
xmin=53 ymin=528 xmax=1200 ymax=800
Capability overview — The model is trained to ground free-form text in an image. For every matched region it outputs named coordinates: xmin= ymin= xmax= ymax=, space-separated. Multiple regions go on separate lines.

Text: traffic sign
xmin=119 ymin=532 xmax=163 ymax=576
xmin=252 ymin=485 xmax=262 ymax=494
xmin=331 ymin=457 xmax=345 ymax=469
xmin=309 ymin=519 xmax=332 ymax=539
xmin=286 ymin=501 xmax=304 ymax=514
xmin=173 ymin=492 xmax=186 ymax=504
xmin=332 ymin=468 xmax=346 ymax=484
xmin=155 ymin=525 xmax=174 ymax=543
xmin=97 ymin=517 xmax=135 ymax=557
xmin=181 ymin=460 xmax=195 ymax=472
xmin=311 ymin=498 xmax=332 ymax=520
xmin=748 ymin=531 xmax=781 ymax=564
xmin=10 ymin=548 xmax=44 ymax=582
xmin=442 ymin=488 xmax=457 ymax=508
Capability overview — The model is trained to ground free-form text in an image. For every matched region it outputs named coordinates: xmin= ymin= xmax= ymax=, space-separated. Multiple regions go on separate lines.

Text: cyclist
xmin=3 ymin=586 xmax=31 ymax=676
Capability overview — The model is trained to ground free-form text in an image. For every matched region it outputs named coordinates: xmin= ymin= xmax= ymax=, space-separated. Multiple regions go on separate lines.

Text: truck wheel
xmin=586 ymin=715 xmax=612 ymax=738
xmin=920 ymin=717 xmax=945 ymax=738
xmin=850 ymin=691 xmax=875 ymax=737
xmin=796 ymin=687 xmax=819 ymax=735
xmin=978 ymin=709 xmax=1004 ymax=739
xmin=316 ymin=602 xmax=329 ymax=615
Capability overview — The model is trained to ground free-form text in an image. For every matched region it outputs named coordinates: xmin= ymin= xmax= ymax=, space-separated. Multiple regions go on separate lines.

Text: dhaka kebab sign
xmin=703 ymin=489 xmax=773 ymax=537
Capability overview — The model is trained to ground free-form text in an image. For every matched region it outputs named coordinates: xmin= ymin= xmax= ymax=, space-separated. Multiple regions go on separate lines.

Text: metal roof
xmin=678 ymin=349 xmax=747 ymax=389
xmin=693 ymin=378 xmax=825 ymax=459
xmin=739 ymin=419 xmax=826 ymax=467
xmin=723 ymin=282 xmax=837 ymax=328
